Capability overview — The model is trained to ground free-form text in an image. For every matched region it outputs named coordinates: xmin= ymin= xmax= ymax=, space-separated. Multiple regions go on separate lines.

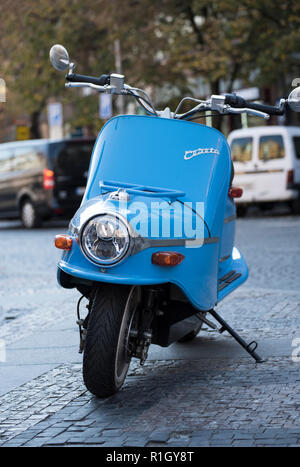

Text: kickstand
xmin=208 ymin=308 xmax=266 ymax=363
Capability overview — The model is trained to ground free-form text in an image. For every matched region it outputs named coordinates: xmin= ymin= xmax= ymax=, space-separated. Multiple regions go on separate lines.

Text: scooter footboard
xmin=217 ymin=247 xmax=248 ymax=302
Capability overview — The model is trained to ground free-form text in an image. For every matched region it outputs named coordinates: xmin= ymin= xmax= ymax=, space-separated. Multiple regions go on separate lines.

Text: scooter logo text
xmin=184 ymin=147 xmax=220 ymax=160
xmin=103 ymin=198 xmax=206 ymax=248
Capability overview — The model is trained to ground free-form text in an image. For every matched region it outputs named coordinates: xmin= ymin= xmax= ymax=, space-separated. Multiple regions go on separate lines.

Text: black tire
xmin=259 ymin=203 xmax=273 ymax=212
xmin=177 ymin=321 xmax=203 ymax=343
xmin=83 ymin=284 xmax=140 ymax=398
xmin=290 ymin=196 xmax=300 ymax=215
xmin=20 ymin=199 xmax=42 ymax=228
xmin=236 ymin=205 xmax=248 ymax=218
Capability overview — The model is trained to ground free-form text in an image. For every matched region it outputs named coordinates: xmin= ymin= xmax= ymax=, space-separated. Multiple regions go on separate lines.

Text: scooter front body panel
xmin=58 ymin=192 xmax=221 ymax=310
xmin=58 ymin=115 xmax=247 ymax=310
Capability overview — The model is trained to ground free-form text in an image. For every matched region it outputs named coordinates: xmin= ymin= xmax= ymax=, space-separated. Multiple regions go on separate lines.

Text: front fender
xmin=58 ymin=229 xmax=220 ymax=310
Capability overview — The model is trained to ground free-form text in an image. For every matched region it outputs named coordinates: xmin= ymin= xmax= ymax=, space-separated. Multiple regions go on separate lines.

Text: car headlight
xmin=81 ymin=214 xmax=130 ymax=266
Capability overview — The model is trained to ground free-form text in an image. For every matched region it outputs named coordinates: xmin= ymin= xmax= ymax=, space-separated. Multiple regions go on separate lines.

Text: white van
xmin=227 ymin=126 xmax=300 ymax=215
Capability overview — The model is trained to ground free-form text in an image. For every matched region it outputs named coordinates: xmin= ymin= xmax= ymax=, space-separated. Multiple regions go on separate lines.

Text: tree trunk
xmin=211 ymin=79 xmax=223 ymax=131
xmin=30 ymin=110 xmax=41 ymax=139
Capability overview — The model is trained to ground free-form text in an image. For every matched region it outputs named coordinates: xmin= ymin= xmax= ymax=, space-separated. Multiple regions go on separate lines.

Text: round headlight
xmin=81 ymin=214 xmax=130 ymax=266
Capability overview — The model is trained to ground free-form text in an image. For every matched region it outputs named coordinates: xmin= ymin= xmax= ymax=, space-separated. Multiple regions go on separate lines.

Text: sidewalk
xmin=0 ymin=292 xmax=296 ymax=396
xmin=0 ymin=313 xmax=80 ymax=397
xmin=0 ymin=291 xmax=300 ymax=447
xmin=0 ymin=216 xmax=300 ymax=447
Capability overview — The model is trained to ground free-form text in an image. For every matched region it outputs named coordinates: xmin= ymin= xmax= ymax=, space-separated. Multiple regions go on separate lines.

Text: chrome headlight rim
xmin=79 ymin=211 xmax=131 ymax=267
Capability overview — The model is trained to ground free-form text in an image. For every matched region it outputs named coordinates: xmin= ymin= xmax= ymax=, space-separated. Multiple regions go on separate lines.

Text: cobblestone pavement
xmin=0 ymin=220 xmax=77 ymax=344
xmin=0 ymin=214 xmax=300 ymax=447
xmin=1 ymin=358 xmax=300 ymax=447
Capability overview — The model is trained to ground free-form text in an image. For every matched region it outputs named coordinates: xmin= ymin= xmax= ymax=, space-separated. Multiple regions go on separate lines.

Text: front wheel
xmin=83 ymin=285 xmax=141 ymax=398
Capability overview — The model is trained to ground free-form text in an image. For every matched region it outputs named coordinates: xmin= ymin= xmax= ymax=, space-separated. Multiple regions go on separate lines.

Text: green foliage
xmin=0 ymin=0 xmax=300 ymax=137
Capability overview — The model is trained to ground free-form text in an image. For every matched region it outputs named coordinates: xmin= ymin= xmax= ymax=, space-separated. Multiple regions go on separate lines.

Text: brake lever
xmin=65 ymin=81 xmax=133 ymax=96
xmin=65 ymin=82 xmax=109 ymax=92
xmin=226 ymin=106 xmax=270 ymax=120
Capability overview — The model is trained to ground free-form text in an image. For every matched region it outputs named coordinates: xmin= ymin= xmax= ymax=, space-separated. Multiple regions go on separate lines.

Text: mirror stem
xmin=68 ymin=62 xmax=76 ymax=74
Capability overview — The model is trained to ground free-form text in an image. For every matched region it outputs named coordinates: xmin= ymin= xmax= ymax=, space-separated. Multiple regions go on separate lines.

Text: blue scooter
xmin=50 ymin=45 xmax=299 ymax=397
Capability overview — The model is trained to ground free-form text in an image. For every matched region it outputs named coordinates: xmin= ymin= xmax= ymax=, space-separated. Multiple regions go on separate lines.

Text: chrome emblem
xmin=184 ymin=147 xmax=220 ymax=160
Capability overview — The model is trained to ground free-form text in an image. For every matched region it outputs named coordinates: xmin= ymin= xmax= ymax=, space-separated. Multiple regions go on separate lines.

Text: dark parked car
xmin=0 ymin=138 xmax=95 ymax=228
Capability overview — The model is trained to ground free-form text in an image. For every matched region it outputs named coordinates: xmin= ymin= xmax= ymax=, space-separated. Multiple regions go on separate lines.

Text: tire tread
xmin=83 ymin=284 xmax=130 ymax=398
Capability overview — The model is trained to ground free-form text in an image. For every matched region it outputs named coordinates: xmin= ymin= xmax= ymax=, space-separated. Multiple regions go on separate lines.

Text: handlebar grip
xmin=66 ymin=73 xmax=110 ymax=86
xmin=245 ymin=101 xmax=285 ymax=116
xmin=224 ymin=93 xmax=285 ymax=116
xmin=224 ymin=93 xmax=246 ymax=107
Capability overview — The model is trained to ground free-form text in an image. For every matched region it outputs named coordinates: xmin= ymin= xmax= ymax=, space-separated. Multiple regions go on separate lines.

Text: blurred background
xmin=1 ymin=0 xmax=300 ymax=141
xmin=1 ymin=1 xmax=300 ymax=441
xmin=0 ymin=0 xmax=300 ymax=228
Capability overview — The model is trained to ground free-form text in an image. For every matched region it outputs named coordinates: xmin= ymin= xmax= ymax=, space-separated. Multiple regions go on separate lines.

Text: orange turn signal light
xmin=228 ymin=187 xmax=243 ymax=198
xmin=54 ymin=234 xmax=73 ymax=251
xmin=152 ymin=251 xmax=185 ymax=266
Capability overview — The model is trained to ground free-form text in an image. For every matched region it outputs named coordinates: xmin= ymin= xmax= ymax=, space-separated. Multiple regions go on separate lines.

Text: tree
xmin=0 ymin=0 xmax=113 ymax=138
xmin=1 ymin=0 xmax=300 ymax=139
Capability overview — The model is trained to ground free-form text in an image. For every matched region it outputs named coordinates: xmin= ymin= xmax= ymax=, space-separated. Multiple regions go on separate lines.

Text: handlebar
xmin=224 ymin=93 xmax=285 ymax=116
xmin=64 ymin=73 xmax=287 ymax=121
xmin=66 ymin=73 xmax=110 ymax=87
xmin=65 ymin=73 xmax=158 ymax=116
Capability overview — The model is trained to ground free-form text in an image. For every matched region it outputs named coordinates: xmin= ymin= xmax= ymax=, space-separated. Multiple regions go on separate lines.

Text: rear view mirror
xmin=288 ymin=86 xmax=300 ymax=112
xmin=49 ymin=44 xmax=70 ymax=72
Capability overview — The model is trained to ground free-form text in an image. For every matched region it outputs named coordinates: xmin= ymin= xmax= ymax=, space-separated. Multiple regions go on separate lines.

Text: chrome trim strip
xmin=202 ymin=237 xmax=220 ymax=245
xmin=147 ymin=237 xmax=219 ymax=247
xmin=130 ymin=236 xmax=219 ymax=255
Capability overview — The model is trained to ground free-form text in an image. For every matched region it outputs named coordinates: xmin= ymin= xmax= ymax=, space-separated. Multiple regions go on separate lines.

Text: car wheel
xmin=236 ymin=205 xmax=248 ymax=217
xmin=20 ymin=200 xmax=42 ymax=228
xmin=290 ymin=196 xmax=300 ymax=215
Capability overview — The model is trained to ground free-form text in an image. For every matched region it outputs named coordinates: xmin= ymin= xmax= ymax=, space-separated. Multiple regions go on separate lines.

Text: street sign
xmin=48 ymin=102 xmax=63 ymax=139
xmin=48 ymin=102 xmax=63 ymax=126
xmin=99 ymin=93 xmax=112 ymax=120
xmin=16 ymin=126 xmax=30 ymax=141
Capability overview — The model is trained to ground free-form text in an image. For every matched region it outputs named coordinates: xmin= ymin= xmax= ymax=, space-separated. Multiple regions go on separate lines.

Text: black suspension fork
xmin=134 ymin=288 xmax=161 ymax=365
